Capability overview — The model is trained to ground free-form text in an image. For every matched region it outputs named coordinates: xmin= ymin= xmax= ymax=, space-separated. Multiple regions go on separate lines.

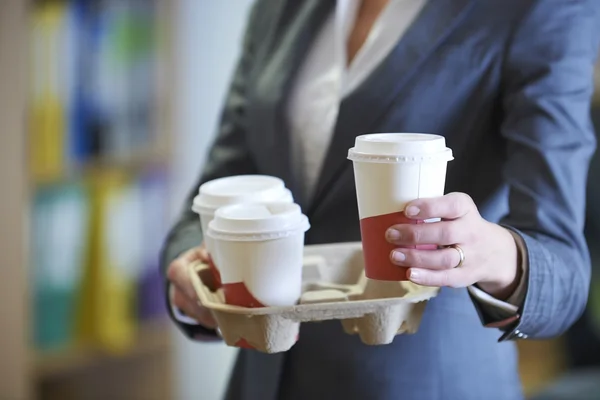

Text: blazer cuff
xmin=494 ymin=227 xmax=558 ymax=342
xmin=468 ymin=227 xmax=530 ymax=333
xmin=504 ymin=229 xmax=529 ymax=307
xmin=166 ymin=281 xmax=221 ymax=341
xmin=169 ymin=284 xmax=201 ymax=325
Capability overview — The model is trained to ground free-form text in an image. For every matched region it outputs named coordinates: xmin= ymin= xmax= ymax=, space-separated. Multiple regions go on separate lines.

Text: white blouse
xmin=287 ymin=0 xmax=427 ymax=200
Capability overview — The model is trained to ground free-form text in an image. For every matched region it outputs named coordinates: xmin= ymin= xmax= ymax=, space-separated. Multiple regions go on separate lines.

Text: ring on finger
xmin=447 ymin=244 xmax=465 ymax=268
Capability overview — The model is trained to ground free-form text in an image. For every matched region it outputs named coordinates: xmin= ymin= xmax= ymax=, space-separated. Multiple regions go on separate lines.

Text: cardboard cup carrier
xmin=191 ymin=175 xmax=293 ymax=288
xmin=189 ymin=242 xmax=439 ymax=353
xmin=347 ymin=133 xmax=454 ymax=281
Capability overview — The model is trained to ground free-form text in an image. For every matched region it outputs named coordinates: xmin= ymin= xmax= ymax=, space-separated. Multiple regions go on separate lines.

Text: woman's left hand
xmin=385 ymin=192 xmax=521 ymax=300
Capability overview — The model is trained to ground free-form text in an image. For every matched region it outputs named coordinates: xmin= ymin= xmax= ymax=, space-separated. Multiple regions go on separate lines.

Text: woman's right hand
xmin=167 ymin=246 xmax=218 ymax=329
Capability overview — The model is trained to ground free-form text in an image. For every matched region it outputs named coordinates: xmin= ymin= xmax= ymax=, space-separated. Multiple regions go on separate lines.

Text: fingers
xmin=390 ymin=247 xmax=462 ymax=270
xmin=407 ymin=267 xmax=470 ymax=288
xmin=167 ymin=246 xmax=209 ymax=300
xmin=404 ymin=192 xmax=475 ymax=221
xmin=168 ymin=246 xmax=218 ymax=329
xmin=179 ymin=246 xmax=210 ymax=264
xmin=386 ymin=220 xmax=466 ymax=246
xmin=383 ymin=193 xmax=488 ymax=289
xmin=167 ymin=254 xmax=198 ymax=299
xmin=172 ymin=287 xmax=218 ymax=329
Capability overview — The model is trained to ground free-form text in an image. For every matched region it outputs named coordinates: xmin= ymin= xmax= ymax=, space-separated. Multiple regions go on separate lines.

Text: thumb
xmin=168 ymin=250 xmax=204 ymax=299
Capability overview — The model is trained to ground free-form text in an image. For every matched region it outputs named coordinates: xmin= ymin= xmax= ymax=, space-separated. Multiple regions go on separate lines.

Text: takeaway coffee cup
xmin=191 ymin=175 xmax=294 ymax=287
xmin=206 ymin=202 xmax=310 ymax=308
xmin=347 ymin=133 xmax=454 ymax=281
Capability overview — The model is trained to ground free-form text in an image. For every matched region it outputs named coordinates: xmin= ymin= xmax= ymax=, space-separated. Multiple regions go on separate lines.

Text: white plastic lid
xmin=191 ymin=175 xmax=293 ymax=216
xmin=347 ymin=133 xmax=454 ymax=163
xmin=207 ymin=202 xmax=310 ymax=241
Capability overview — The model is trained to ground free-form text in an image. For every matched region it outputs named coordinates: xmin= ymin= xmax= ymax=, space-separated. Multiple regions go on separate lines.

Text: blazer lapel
xmin=308 ymin=0 xmax=474 ymax=214
xmin=251 ymin=0 xmax=335 ymax=208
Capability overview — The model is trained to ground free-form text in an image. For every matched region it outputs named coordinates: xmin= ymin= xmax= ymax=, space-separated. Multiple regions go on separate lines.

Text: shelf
xmin=33 ymin=318 xmax=172 ymax=380
xmin=30 ymin=142 xmax=171 ymax=186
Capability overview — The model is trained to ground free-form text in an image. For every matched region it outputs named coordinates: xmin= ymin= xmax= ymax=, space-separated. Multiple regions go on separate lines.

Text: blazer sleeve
xmin=489 ymin=0 xmax=600 ymax=341
xmin=586 ymin=106 xmax=600 ymax=244
xmin=158 ymin=1 xmax=269 ymax=339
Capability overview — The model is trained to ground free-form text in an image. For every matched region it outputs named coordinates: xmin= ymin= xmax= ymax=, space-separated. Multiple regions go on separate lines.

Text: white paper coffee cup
xmin=191 ymin=175 xmax=294 ymax=287
xmin=192 ymin=175 xmax=293 ymax=216
xmin=348 ymin=133 xmax=454 ymax=281
xmin=207 ymin=202 xmax=310 ymax=307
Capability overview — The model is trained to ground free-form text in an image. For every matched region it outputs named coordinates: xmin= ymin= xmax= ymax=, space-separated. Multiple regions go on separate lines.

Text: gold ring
xmin=448 ymin=244 xmax=465 ymax=268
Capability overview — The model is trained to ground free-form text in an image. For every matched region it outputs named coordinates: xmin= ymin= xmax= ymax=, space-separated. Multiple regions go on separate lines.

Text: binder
xmin=29 ymin=2 xmax=70 ymax=181
xmin=68 ymin=0 xmax=94 ymax=165
xmin=87 ymin=170 xmax=144 ymax=353
xmin=32 ymin=182 xmax=90 ymax=351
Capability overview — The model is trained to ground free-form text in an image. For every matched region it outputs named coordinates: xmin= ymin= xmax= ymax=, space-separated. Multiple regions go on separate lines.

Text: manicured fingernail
xmin=386 ymin=229 xmax=400 ymax=240
xmin=405 ymin=205 xmax=420 ymax=216
xmin=408 ymin=269 xmax=419 ymax=281
xmin=391 ymin=251 xmax=406 ymax=262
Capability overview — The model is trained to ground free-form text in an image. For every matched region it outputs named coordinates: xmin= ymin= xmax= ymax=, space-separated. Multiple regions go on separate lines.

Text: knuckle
xmin=193 ymin=246 xmax=209 ymax=261
xmin=441 ymin=250 xmax=457 ymax=269
xmin=409 ymin=226 xmax=423 ymax=243
xmin=449 ymin=197 xmax=463 ymax=216
xmin=167 ymin=261 xmax=182 ymax=282
xmin=409 ymin=250 xmax=423 ymax=267
xmin=440 ymin=224 xmax=457 ymax=244
xmin=199 ymin=248 xmax=209 ymax=261
xmin=419 ymin=201 xmax=434 ymax=217
xmin=447 ymin=192 xmax=474 ymax=215
xmin=457 ymin=192 xmax=475 ymax=210
xmin=461 ymin=192 xmax=475 ymax=205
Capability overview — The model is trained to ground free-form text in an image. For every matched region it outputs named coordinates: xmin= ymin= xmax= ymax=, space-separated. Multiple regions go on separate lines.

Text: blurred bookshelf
xmin=1 ymin=0 xmax=176 ymax=399
xmin=34 ymin=319 xmax=170 ymax=379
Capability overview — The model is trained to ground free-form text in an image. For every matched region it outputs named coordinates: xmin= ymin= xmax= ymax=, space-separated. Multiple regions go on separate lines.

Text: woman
xmin=161 ymin=0 xmax=600 ymax=399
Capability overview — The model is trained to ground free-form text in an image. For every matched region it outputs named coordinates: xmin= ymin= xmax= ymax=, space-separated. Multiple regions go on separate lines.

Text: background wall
xmin=170 ymin=1 xmax=254 ymax=399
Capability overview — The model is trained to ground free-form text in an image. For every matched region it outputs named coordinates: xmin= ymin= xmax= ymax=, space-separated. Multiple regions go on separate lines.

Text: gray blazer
xmin=160 ymin=1 xmax=600 ymax=399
